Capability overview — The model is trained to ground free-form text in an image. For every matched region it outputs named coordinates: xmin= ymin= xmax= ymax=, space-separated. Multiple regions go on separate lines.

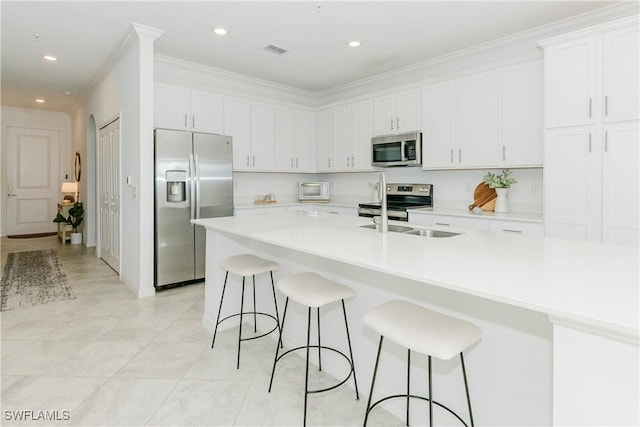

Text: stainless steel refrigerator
xmin=154 ymin=129 xmax=233 ymax=289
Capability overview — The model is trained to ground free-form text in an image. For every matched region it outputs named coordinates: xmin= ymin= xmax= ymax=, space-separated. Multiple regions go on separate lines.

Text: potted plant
xmin=482 ymin=170 xmax=517 ymax=213
xmin=53 ymin=201 xmax=84 ymax=244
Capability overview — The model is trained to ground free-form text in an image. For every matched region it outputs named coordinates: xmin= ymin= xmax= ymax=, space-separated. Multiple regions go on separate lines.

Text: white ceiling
xmin=0 ymin=1 xmax=624 ymax=113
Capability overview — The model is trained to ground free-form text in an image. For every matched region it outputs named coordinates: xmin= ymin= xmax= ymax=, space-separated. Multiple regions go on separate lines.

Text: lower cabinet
xmin=489 ymin=220 xmax=544 ymax=237
xmin=234 ymin=204 xmax=357 ymax=217
xmin=409 ymin=212 xmax=543 ymax=237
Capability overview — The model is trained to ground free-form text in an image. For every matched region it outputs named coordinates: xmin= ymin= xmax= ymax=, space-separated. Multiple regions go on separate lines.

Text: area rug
xmin=1 ymin=249 xmax=76 ymax=311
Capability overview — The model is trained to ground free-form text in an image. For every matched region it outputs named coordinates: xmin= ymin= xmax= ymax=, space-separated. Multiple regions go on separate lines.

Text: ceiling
xmin=0 ymin=1 xmax=624 ymax=113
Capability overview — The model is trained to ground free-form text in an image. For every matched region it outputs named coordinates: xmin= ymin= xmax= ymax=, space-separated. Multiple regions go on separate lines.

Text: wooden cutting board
xmin=468 ymin=183 xmax=497 ymax=211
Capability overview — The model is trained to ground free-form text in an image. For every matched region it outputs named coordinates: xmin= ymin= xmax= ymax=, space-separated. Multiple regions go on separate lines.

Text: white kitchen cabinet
xmin=500 ymin=61 xmax=544 ymax=167
xmin=225 ymin=97 xmax=275 ymax=171
xmin=274 ymin=106 xmax=313 ymax=172
xmin=154 ymin=83 xmax=223 ymax=134
xmin=409 ymin=213 xmax=491 ymax=232
xmin=457 ymin=70 xmax=500 ymax=168
xmin=309 ymin=205 xmax=358 ymax=216
xmin=421 ymin=81 xmax=456 ymax=168
xmin=541 ymin=18 xmax=639 ymax=247
xmin=250 ymin=101 xmax=275 ymax=170
xmin=224 ymin=97 xmax=252 ymax=170
xmin=373 ymin=89 xmax=421 ymax=136
xmin=543 ymin=19 xmax=639 ymax=128
xmin=489 ymin=220 xmax=544 ymax=237
xmin=317 ymin=100 xmax=374 ymax=172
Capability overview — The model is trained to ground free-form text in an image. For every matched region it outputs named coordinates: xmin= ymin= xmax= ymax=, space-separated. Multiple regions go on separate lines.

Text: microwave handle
xmin=400 ymin=140 xmax=407 ymax=161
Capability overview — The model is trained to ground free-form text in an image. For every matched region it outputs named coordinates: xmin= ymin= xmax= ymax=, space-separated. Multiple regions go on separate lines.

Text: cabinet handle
xmin=604 ymin=95 xmax=609 ymax=116
xmin=502 ymin=229 xmax=523 ymax=234
xmin=458 ymin=148 xmax=462 ymax=163
xmin=296 ymin=158 xmax=299 ymax=168
xmin=246 ymin=155 xmax=250 ymax=166
xmin=450 ymin=149 xmax=454 ymax=163
xmin=502 ymin=145 xmax=506 ymax=161
xmin=604 ymin=131 xmax=608 ymax=152
xmin=351 ymin=156 xmax=355 ymax=167
xmin=435 ymin=222 xmax=450 ymax=226
xmin=347 ymin=157 xmax=350 ymax=167
xmin=192 ymin=115 xmax=195 ymax=128
xmin=390 ymin=118 xmax=394 ymax=130
xmin=252 ymin=156 xmax=255 ymax=167
xmin=396 ymin=117 xmax=400 ymax=129
xmin=588 ymin=133 xmax=592 ymax=153
xmin=588 ymin=98 xmax=592 ymax=118
xmin=184 ymin=114 xmax=188 ymax=127
xmin=328 ymin=158 xmax=331 ymax=168
xmin=291 ymin=158 xmax=294 ymax=168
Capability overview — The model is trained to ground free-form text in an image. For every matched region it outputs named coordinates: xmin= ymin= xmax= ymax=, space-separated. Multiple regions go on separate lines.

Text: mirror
xmin=74 ymin=152 xmax=81 ymax=182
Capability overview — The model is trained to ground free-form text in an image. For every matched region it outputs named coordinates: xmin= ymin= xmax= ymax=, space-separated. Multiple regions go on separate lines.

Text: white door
xmin=351 ymin=99 xmax=373 ymax=171
xmin=332 ymin=104 xmax=352 ymax=170
xmin=421 ymin=81 xmax=456 ymax=169
xmin=603 ymin=26 xmax=639 ymax=123
xmin=5 ymin=126 xmax=60 ymax=236
xmin=98 ymin=119 xmax=120 ymax=272
xmin=274 ymin=106 xmax=296 ymax=171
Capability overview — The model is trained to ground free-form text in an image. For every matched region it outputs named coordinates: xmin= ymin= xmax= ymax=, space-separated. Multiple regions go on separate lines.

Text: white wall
xmin=0 ymin=107 xmax=72 ymax=237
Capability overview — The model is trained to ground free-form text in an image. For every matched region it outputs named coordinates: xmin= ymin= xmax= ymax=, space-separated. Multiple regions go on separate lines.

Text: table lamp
xmin=61 ymin=182 xmax=78 ymax=204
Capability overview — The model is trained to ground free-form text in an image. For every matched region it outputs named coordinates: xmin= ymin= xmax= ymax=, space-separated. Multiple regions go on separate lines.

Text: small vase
xmin=494 ymin=188 xmax=510 ymax=213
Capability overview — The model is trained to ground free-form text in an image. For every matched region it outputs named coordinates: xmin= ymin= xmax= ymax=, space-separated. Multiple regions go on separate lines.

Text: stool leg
xmin=363 ymin=335 xmax=384 ymax=427
xmin=317 ymin=307 xmax=322 ymax=371
xmin=211 ymin=271 xmax=229 ymax=349
xmin=252 ymin=275 xmax=257 ymax=332
xmin=460 ymin=352 xmax=475 ymax=427
xmin=236 ymin=276 xmax=246 ymax=369
xmin=428 ymin=355 xmax=433 ymax=427
xmin=270 ymin=271 xmax=283 ymax=348
xmin=304 ymin=306 xmax=312 ymax=427
xmin=407 ymin=349 xmax=411 ymax=426
xmin=268 ymin=297 xmax=289 ymax=392
xmin=341 ymin=300 xmax=359 ymax=399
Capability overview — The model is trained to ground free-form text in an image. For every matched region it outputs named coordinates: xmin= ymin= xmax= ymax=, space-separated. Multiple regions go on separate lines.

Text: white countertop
xmin=193 ymin=212 xmax=638 ymax=342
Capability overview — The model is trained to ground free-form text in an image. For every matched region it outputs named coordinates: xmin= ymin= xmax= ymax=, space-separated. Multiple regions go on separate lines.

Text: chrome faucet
xmin=376 ymin=172 xmax=389 ymax=233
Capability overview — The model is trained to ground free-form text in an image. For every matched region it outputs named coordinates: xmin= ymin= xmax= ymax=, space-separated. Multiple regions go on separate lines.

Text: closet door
xmin=99 ymin=118 xmax=121 ymax=272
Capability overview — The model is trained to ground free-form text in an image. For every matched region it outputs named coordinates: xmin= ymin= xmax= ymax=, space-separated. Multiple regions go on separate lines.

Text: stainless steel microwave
xmin=371 ymin=131 xmax=422 ymax=167
xmin=299 ymin=181 xmax=330 ymax=202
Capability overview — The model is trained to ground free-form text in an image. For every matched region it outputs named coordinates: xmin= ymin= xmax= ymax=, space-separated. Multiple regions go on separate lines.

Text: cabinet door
xmin=603 ymin=26 xmax=639 ymax=123
xmin=602 ymin=123 xmax=639 ymax=247
xmin=545 ymin=38 xmax=596 ymax=128
xmin=421 ymin=81 xmax=456 ymax=169
xmin=457 ymin=70 xmax=500 ymax=167
xmin=489 ymin=220 xmax=544 ymax=237
xmin=373 ymin=95 xmax=394 ymax=136
xmin=395 ymin=89 xmax=421 ymax=133
xmin=274 ymin=106 xmax=296 ymax=171
xmin=294 ymin=110 xmax=314 ymax=171
xmin=544 ymin=127 xmax=597 ymax=242
xmin=501 ymin=61 xmax=544 ymax=167
xmin=224 ymin=97 xmax=251 ymax=170
xmin=316 ymin=109 xmax=333 ymax=171
xmin=332 ymin=104 xmax=352 ymax=170
xmin=190 ymin=90 xmax=224 ymax=134
xmin=154 ymin=83 xmax=189 ymax=130
xmin=351 ymin=99 xmax=373 ymax=171
xmin=250 ymin=101 xmax=275 ymax=170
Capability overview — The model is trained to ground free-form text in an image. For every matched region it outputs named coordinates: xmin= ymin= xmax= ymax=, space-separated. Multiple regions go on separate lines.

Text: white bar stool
xmin=211 ymin=254 xmax=281 ymax=369
xmin=268 ymin=272 xmax=359 ymax=427
xmin=363 ymin=300 xmax=482 ymax=427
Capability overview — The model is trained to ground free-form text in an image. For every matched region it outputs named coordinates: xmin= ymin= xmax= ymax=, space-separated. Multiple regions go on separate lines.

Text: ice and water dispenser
xmin=166 ymin=170 xmax=187 ymax=203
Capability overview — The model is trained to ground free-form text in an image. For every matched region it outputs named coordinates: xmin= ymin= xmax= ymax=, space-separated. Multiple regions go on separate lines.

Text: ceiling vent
xmin=264 ymin=44 xmax=288 ymax=55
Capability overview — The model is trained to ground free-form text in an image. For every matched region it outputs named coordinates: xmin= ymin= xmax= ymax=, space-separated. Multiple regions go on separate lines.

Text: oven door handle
xmin=400 ymin=141 xmax=407 ymax=161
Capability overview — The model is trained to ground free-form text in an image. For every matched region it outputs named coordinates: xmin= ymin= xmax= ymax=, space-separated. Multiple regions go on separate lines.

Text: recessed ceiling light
xmin=42 ymin=55 xmax=58 ymax=61
xmin=63 ymin=90 xmax=72 ymax=96
xmin=34 ymin=98 xmax=45 ymax=103
xmin=212 ymin=28 xmax=228 ymax=36
xmin=348 ymin=40 xmax=362 ymax=48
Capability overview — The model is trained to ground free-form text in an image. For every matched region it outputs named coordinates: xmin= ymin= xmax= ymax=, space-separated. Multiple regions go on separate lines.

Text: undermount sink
xmin=359 ymin=224 xmax=414 ymax=233
xmin=403 ymin=229 xmax=461 ymax=238
xmin=358 ymin=223 xmax=461 ymax=238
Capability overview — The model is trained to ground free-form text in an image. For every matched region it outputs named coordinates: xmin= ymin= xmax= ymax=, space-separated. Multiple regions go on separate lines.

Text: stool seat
xmin=221 ymin=254 xmax=280 ymax=277
xmin=278 ymin=272 xmax=355 ymax=308
xmin=364 ymin=300 xmax=481 ymax=360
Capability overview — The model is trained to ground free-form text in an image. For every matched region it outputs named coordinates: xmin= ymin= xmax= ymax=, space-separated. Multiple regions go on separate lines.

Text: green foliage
xmin=482 ymin=169 xmax=518 ymax=188
xmin=53 ymin=201 xmax=84 ymax=233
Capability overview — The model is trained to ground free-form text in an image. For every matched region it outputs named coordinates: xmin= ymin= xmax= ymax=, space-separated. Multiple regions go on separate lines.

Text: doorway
xmin=98 ymin=118 xmax=121 ymax=272
xmin=5 ymin=126 xmax=60 ymax=236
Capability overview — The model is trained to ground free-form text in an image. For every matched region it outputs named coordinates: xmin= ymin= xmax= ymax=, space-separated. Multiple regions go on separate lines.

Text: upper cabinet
xmin=224 ymin=97 xmax=275 ymax=171
xmin=154 ymin=83 xmax=223 ymax=134
xmin=274 ymin=106 xmax=314 ymax=172
xmin=544 ymin=22 xmax=639 ymax=128
xmin=422 ymin=60 xmax=542 ymax=170
xmin=316 ymin=100 xmax=374 ymax=172
xmin=373 ymin=89 xmax=421 ymax=136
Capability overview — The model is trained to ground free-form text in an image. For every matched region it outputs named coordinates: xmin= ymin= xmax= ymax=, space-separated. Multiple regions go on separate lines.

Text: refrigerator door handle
xmin=189 ymin=154 xmax=196 ymax=225
xmin=194 ymin=154 xmax=201 ymax=219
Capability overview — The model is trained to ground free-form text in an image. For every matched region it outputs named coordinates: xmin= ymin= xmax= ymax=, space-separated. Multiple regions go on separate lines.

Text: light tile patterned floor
xmin=1 ymin=236 xmax=402 ymax=426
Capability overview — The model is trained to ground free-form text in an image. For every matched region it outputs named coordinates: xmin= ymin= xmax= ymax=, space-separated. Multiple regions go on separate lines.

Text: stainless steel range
xmin=358 ymin=183 xmax=433 ymax=221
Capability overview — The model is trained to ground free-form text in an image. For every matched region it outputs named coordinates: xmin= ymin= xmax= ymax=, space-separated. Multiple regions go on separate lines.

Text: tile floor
xmin=1 ymin=236 xmax=402 ymax=426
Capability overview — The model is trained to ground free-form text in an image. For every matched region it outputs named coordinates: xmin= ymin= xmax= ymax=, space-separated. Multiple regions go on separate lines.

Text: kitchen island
xmin=193 ymin=212 xmax=638 ymax=426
